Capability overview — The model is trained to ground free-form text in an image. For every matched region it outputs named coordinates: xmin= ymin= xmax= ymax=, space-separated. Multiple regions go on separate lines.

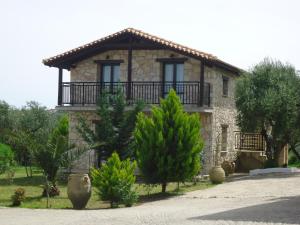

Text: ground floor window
xmin=221 ymin=124 xmax=228 ymax=152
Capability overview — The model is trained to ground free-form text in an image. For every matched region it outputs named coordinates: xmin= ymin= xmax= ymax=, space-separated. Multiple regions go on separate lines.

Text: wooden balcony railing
xmin=235 ymin=132 xmax=266 ymax=152
xmin=59 ymin=81 xmax=211 ymax=107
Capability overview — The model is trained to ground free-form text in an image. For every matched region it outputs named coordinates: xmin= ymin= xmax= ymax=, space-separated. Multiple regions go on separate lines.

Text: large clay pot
xmin=209 ymin=166 xmax=225 ymax=184
xmin=221 ymin=161 xmax=235 ymax=176
xmin=67 ymin=174 xmax=91 ymax=209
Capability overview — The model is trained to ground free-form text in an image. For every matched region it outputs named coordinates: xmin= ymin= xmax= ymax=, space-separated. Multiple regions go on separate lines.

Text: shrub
xmin=288 ymin=151 xmax=299 ymax=165
xmin=91 ymin=152 xmax=137 ymax=208
xmin=264 ymin=159 xmax=278 ymax=168
xmin=42 ymin=185 xmax=60 ymax=197
xmin=0 ymin=143 xmax=14 ymax=174
xmin=11 ymin=188 xmax=25 ymax=206
xmin=6 ymin=169 xmax=15 ymax=184
xmin=116 ymin=182 xmax=138 ymax=207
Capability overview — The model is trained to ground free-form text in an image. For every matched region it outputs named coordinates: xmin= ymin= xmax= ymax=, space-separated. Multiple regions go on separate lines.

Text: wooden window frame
xmin=221 ymin=124 xmax=229 ymax=153
xmin=94 ymin=59 xmax=124 ymax=81
xmin=94 ymin=60 xmax=123 ymax=94
xmin=161 ymin=61 xmax=185 ymax=96
xmin=100 ymin=64 xmax=121 ymax=83
xmin=222 ymin=76 xmax=229 ymax=97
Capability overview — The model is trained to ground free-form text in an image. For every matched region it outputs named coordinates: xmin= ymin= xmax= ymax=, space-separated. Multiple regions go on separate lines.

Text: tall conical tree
xmin=77 ymin=89 xmax=144 ymax=163
xmin=134 ymin=89 xmax=203 ymax=192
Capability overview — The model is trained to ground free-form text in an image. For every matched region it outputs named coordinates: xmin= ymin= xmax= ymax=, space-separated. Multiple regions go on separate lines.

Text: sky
xmin=0 ymin=0 xmax=299 ymax=108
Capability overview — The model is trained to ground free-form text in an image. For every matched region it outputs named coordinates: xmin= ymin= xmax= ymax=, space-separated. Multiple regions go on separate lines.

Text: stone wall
xmin=70 ymin=49 xmax=203 ymax=82
xmin=68 ymin=111 xmax=99 ymax=172
xmin=68 ymin=49 xmax=239 ymax=174
xmin=70 ymin=50 xmax=205 ymax=106
xmin=68 ymin=109 xmax=214 ymax=174
xmin=199 ymin=112 xmax=213 ymax=174
xmin=205 ymin=66 xmax=239 ymax=172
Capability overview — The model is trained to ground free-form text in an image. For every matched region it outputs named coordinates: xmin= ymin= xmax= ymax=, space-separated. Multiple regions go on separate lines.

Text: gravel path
xmin=1 ymin=173 xmax=300 ymax=225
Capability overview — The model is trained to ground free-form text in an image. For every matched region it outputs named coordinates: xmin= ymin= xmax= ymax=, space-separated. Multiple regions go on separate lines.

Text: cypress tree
xmin=77 ymin=89 xmax=144 ymax=163
xmin=134 ymin=89 xmax=203 ymax=192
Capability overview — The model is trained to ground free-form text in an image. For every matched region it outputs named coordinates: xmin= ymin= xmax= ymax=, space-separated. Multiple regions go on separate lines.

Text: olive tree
xmin=235 ymin=58 xmax=300 ymax=165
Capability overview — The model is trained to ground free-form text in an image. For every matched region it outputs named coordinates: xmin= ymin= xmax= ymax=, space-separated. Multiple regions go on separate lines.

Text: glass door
xmin=102 ymin=64 xmax=120 ymax=93
xmin=163 ymin=63 xmax=184 ymax=99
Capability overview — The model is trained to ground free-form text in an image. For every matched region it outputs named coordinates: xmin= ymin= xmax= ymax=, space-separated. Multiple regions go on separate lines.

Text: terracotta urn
xmin=67 ymin=174 xmax=91 ymax=209
xmin=209 ymin=166 xmax=225 ymax=184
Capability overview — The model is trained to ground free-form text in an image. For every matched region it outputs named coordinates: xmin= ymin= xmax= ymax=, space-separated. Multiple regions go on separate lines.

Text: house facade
xmin=43 ymin=28 xmax=243 ymax=174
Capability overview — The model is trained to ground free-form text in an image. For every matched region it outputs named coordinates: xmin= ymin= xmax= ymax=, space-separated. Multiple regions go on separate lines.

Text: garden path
xmin=1 ymin=173 xmax=300 ymax=225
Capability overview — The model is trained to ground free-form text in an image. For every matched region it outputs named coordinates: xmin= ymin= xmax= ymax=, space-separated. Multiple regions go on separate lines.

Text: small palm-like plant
xmin=33 ymin=115 xmax=79 ymax=201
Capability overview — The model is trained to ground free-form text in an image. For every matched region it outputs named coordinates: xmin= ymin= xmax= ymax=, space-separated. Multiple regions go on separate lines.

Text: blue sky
xmin=0 ymin=0 xmax=299 ymax=108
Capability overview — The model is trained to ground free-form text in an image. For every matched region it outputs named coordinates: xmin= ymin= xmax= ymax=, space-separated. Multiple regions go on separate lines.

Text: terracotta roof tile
xmin=43 ymin=28 xmax=218 ymax=64
xmin=43 ymin=28 xmax=240 ymax=73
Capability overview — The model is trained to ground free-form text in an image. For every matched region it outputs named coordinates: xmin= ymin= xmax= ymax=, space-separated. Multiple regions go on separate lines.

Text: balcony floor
xmin=55 ymin=104 xmax=213 ymax=113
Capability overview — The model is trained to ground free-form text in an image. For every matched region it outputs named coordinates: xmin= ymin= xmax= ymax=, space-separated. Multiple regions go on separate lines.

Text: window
xmin=222 ymin=76 xmax=229 ymax=97
xmin=163 ymin=63 xmax=184 ymax=97
xmin=102 ymin=64 xmax=120 ymax=83
xmin=221 ymin=125 xmax=228 ymax=152
xmin=101 ymin=64 xmax=120 ymax=93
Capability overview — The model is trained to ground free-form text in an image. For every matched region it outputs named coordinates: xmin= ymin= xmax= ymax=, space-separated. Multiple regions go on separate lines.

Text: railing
xmin=235 ymin=132 xmax=266 ymax=151
xmin=60 ymin=81 xmax=211 ymax=106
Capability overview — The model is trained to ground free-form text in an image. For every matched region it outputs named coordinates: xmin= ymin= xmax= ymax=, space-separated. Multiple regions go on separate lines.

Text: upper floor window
xmin=222 ymin=76 xmax=229 ymax=97
xmin=101 ymin=64 xmax=120 ymax=93
xmin=102 ymin=64 xmax=120 ymax=83
xmin=163 ymin=62 xmax=184 ymax=97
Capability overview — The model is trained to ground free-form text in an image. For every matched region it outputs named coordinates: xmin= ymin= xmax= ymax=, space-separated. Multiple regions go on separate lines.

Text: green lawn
xmin=288 ymin=162 xmax=300 ymax=168
xmin=0 ymin=167 xmax=213 ymax=209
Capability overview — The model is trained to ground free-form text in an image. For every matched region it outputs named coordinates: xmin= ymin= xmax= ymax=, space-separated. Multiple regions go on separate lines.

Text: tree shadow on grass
xmin=0 ymin=195 xmax=44 ymax=207
xmin=188 ymin=195 xmax=300 ymax=224
xmin=83 ymin=193 xmax=181 ymax=210
xmin=0 ymin=176 xmax=44 ymax=186
xmin=138 ymin=192 xmax=181 ymax=204
xmin=24 ymin=195 xmax=44 ymax=202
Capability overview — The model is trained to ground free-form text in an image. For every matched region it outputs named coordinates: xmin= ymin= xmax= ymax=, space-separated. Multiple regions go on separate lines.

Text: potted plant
xmin=209 ymin=133 xmax=225 ymax=184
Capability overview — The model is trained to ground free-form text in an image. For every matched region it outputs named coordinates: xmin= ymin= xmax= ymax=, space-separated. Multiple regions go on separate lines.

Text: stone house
xmin=43 ymin=28 xmax=261 ymax=173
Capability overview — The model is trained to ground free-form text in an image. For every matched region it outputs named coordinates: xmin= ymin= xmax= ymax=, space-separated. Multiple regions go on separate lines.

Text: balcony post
xmin=127 ymin=36 xmax=132 ymax=100
xmin=58 ymin=68 xmax=63 ymax=105
xmin=199 ymin=61 xmax=205 ymax=106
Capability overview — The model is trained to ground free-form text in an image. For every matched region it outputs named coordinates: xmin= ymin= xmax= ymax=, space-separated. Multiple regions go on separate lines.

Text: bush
xmin=264 ymin=159 xmax=278 ymax=168
xmin=0 ymin=143 xmax=14 ymax=174
xmin=42 ymin=185 xmax=60 ymax=197
xmin=288 ymin=151 xmax=299 ymax=165
xmin=91 ymin=152 xmax=137 ymax=208
xmin=115 ymin=182 xmax=138 ymax=207
xmin=11 ymin=188 xmax=25 ymax=206
xmin=6 ymin=169 xmax=15 ymax=184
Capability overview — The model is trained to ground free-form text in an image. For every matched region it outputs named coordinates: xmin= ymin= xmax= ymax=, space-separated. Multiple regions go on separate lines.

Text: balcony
xmin=59 ymin=81 xmax=211 ymax=107
xmin=235 ymin=132 xmax=266 ymax=152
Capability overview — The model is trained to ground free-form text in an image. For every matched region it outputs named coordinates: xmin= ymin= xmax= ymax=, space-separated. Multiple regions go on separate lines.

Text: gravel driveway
xmin=1 ymin=173 xmax=300 ymax=225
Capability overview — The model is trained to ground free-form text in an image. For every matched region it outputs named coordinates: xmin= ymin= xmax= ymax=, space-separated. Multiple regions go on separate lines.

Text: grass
xmin=288 ymin=161 xmax=300 ymax=168
xmin=0 ymin=167 xmax=214 ymax=209
xmin=288 ymin=150 xmax=300 ymax=168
